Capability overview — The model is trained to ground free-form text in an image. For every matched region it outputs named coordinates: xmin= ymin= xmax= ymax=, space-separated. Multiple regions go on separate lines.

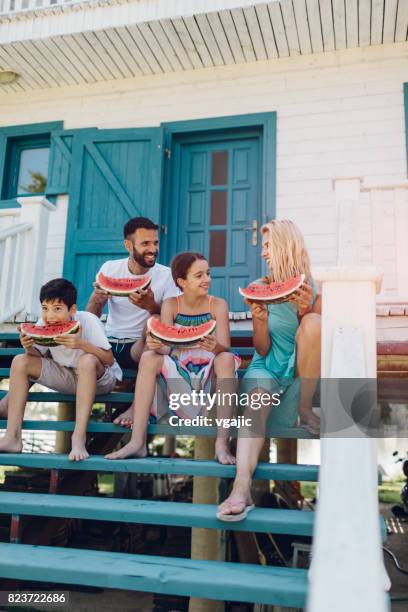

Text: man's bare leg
xmin=106 ymin=351 xmax=163 ymax=460
xmin=69 ymin=354 xmax=105 ymax=461
xmin=113 ymin=337 xmax=145 ymax=427
xmin=0 ymin=354 xmax=42 ymax=453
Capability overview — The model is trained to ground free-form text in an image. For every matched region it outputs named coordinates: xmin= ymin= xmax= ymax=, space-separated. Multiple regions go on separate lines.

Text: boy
xmin=0 ymin=278 xmax=121 ymax=461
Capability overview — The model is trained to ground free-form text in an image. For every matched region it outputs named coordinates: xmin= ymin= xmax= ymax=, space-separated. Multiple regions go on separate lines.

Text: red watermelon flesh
xmin=239 ymin=274 xmax=305 ymax=304
xmin=147 ymin=317 xmax=216 ymax=348
xmin=21 ymin=320 xmax=80 ymax=346
xmin=97 ymin=272 xmax=152 ymax=296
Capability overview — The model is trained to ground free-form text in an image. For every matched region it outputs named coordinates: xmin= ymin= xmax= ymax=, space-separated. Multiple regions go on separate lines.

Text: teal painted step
xmin=0 ymin=491 xmax=314 ymax=535
xmin=0 ymin=389 xmax=134 ymax=403
xmin=0 ymin=418 xmax=315 ymax=439
xmin=0 ymin=543 xmax=307 ymax=606
xmin=0 ymin=453 xmax=319 ymax=480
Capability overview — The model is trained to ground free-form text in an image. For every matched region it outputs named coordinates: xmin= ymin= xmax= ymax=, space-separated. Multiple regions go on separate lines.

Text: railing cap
xmin=313 ymin=266 xmax=383 ymax=293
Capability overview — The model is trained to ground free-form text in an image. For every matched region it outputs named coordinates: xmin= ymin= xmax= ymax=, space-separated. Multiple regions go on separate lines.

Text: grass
xmin=301 ymin=479 xmax=405 ymax=504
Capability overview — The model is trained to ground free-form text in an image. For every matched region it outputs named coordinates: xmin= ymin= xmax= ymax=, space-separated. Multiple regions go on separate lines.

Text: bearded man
xmin=87 ymin=217 xmax=180 ymax=425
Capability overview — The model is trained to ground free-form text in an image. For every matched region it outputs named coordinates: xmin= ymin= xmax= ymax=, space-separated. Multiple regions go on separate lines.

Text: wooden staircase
xmin=0 ymin=331 xmax=387 ymax=608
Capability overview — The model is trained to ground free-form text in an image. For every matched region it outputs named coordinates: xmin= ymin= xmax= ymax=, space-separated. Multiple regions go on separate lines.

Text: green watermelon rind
xmin=147 ymin=317 xmax=216 ymax=349
xmin=97 ymin=272 xmax=152 ymax=296
xmin=21 ymin=321 xmax=80 ymax=347
xmin=238 ymin=274 xmax=305 ymax=304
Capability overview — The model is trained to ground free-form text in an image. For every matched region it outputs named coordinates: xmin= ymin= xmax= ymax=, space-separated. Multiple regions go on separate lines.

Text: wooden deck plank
xmin=382 ymin=0 xmax=398 ymax=43
xmin=254 ymin=3 xmax=278 ymax=59
xmin=0 ymin=492 xmax=315 ymax=535
xmin=395 ymin=0 xmax=408 ymax=42
xmin=242 ymin=5 xmax=267 ymax=61
xmin=183 ymin=15 xmax=214 ymax=68
xmin=195 ymin=13 xmax=225 ymax=66
xmin=319 ymin=0 xmax=336 ymax=51
xmin=170 ymin=17 xmax=204 ymax=69
xmin=206 ymin=11 xmax=236 ymax=64
xmin=280 ymin=0 xmax=301 ymax=55
xmin=159 ymin=19 xmax=194 ymax=70
xmin=293 ymin=0 xmax=312 ymax=54
xmin=148 ymin=21 xmax=185 ymax=72
xmin=0 ymin=543 xmax=308 ymax=607
xmin=371 ymin=0 xmax=385 ymax=45
xmin=0 ymin=453 xmax=319 ymax=480
xmin=306 ymin=0 xmax=324 ymax=53
xmin=230 ymin=7 xmax=256 ymax=62
xmin=345 ymin=0 xmax=359 ymax=48
xmin=359 ymin=0 xmax=372 ymax=46
xmin=332 ymin=0 xmax=347 ymax=49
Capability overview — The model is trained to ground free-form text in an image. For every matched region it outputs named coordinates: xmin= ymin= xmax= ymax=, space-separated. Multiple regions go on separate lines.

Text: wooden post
xmin=189 ymin=436 xmax=223 ymax=612
xmin=277 ymin=439 xmax=297 ymax=464
xmin=54 ymin=402 xmax=74 ymax=453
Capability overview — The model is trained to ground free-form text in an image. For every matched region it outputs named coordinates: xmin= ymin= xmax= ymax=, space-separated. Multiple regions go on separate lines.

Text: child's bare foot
xmin=0 ymin=435 xmax=23 ymax=453
xmin=69 ymin=437 xmax=89 ymax=461
xmin=105 ymin=440 xmax=147 ymax=460
xmin=299 ymin=410 xmax=320 ymax=434
xmin=113 ymin=406 xmax=133 ymax=428
xmin=215 ymin=438 xmax=236 ymax=465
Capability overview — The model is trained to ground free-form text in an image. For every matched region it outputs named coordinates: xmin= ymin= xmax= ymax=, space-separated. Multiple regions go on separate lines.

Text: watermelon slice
xmin=239 ymin=274 xmax=305 ymax=304
xmin=147 ymin=317 xmax=216 ymax=349
xmin=21 ymin=320 xmax=80 ymax=347
xmin=96 ymin=272 xmax=152 ymax=296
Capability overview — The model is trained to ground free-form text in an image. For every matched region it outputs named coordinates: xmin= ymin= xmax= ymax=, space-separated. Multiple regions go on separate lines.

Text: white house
xmin=0 ymin=0 xmax=407 ymax=321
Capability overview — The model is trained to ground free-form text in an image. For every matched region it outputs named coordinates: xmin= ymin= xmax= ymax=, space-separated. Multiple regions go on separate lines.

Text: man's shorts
xmin=32 ymin=358 xmax=117 ymax=395
xmin=109 ymin=340 xmax=139 ymax=370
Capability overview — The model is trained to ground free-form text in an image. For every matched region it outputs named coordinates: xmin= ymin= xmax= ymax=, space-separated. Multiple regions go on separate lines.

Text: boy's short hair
xmin=123 ymin=217 xmax=158 ymax=239
xmin=39 ymin=278 xmax=77 ymax=309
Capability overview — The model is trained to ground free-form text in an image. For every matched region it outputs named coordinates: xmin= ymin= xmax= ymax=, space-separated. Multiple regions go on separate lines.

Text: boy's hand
xmin=18 ymin=325 xmax=35 ymax=350
xmin=198 ymin=334 xmax=217 ymax=353
xmin=145 ymin=332 xmax=165 ymax=351
xmin=245 ymin=299 xmax=269 ymax=323
xmin=55 ymin=324 xmax=83 ymax=349
xmin=128 ymin=288 xmax=158 ymax=313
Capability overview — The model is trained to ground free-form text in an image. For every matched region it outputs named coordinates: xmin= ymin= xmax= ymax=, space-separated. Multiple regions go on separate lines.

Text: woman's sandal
xmin=216 ymin=502 xmax=255 ymax=522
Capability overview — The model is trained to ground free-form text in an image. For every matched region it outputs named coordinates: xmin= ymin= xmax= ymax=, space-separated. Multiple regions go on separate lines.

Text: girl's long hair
xmin=261 ymin=219 xmax=311 ymax=282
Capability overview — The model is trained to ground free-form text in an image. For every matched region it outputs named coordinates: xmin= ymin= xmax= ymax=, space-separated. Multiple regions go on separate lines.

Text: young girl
xmin=217 ymin=219 xmax=321 ymax=521
xmin=106 ymin=251 xmax=240 ymax=464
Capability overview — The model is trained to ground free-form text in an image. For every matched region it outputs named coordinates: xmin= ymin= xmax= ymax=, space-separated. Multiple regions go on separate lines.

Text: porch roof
xmin=0 ymin=0 xmax=407 ymax=93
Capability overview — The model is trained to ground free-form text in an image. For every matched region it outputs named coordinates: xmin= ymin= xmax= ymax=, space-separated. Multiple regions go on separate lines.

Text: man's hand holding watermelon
xmin=127 ymin=286 xmax=160 ymax=315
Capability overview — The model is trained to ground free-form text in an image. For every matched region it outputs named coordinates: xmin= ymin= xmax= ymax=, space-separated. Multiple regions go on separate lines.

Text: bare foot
xmin=0 ymin=435 xmax=23 ymax=453
xmin=113 ymin=406 xmax=133 ymax=428
xmin=299 ymin=410 xmax=320 ymax=434
xmin=215 ymin=438 xmax=236 ymax=465
xmin=69 ymin=437 xmax=89 ymax=462
xmin=217 ymin=478 xmax=253 ymax=518
xmin=105 ymin=440 xmax=147 ymax=460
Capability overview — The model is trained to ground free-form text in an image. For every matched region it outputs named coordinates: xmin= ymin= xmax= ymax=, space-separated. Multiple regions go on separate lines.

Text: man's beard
xmin=132 ymin=246 xmax=157 ymax=268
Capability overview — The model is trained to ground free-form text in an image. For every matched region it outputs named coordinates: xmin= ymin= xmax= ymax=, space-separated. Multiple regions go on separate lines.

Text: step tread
xmin=0 ymin=491 xmax=314 ymax=535
xmin=0 ymin=417 xmax=316 ymax=439
xmin=0 ymin=543 xmax=307 ymax=606
xmin=0 ymin=454 xmax=319 ymax=480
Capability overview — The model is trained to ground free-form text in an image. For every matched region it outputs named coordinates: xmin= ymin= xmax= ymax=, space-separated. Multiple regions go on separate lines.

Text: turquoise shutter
xmin=63 ymin=128 xmax=163 ymax=308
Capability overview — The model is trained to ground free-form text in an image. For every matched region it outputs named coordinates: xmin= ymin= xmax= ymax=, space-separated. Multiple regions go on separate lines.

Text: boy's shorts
xmin=32 ymin=358 xmax=117 ymax=395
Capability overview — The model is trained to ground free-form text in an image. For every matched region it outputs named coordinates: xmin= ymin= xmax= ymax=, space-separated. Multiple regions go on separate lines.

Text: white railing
xmin=0 ymin=0 xmax=90 ymax=17
xmin=308 ymin=267 xmax=389 ymax=612
xmin=0 ymin=196 xmax=55 ymax=323
xmin=0 ymin=222 xmax=33 ymax=323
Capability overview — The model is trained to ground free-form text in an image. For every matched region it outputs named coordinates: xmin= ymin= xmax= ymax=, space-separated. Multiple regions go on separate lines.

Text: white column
xmin=334 ymin=178 xmax=361 ymax=266
xmin=17 ymin=196 xmax=56 ymax=320
xmin=308 ymin=266 xmax=389 ymax=612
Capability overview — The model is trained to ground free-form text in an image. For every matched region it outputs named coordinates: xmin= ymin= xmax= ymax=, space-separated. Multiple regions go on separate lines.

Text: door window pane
xmin=211 ymin=151 xmax=228 ymax=185
xmin=209 ymin=230 xmax=226 ymax=267
xmin=17 ymin=147 xmax=50 ymax=195
xmin=210 ymin=190 xmax=227 ymax=225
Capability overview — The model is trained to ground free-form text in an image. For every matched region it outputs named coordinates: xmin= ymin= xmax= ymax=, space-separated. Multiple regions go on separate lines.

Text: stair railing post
xmin=307 ymin=266 xmax=389 ymax=612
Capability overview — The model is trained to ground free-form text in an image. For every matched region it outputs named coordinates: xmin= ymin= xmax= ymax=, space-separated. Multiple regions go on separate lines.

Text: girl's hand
xmin=289 ymin=283 xmax=313 ymax=316
xmin=146 ymin=332 xmax=165 ymax=351
xmin=198 ymin=334 xmax=217 ymax=353
xmin=55 ymin=324 xmax=83 ymax=349
xmin=244 ymin=299 xmax=268 ymax=323
xmin=18 ymin=326 xmax=35 ymax=350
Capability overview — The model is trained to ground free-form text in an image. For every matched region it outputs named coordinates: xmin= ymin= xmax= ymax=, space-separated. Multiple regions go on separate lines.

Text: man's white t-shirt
xmin=97 ymin=259 xmax=180 ymax=339
xmin=34 ymin=311 xmax=122 ymax=381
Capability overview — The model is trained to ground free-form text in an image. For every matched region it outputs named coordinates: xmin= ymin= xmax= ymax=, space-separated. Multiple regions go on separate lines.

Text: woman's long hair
xmin=261 ymin=219 xmax=311 ymax=282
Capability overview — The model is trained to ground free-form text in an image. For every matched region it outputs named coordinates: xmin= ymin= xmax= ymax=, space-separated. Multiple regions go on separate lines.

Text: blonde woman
xmin=217 ymin=219 xmax=321 ymax=521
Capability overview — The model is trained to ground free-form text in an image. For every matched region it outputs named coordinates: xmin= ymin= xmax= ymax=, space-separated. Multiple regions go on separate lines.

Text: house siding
xmin=0 ymin=43 xmax=406 ymax=298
